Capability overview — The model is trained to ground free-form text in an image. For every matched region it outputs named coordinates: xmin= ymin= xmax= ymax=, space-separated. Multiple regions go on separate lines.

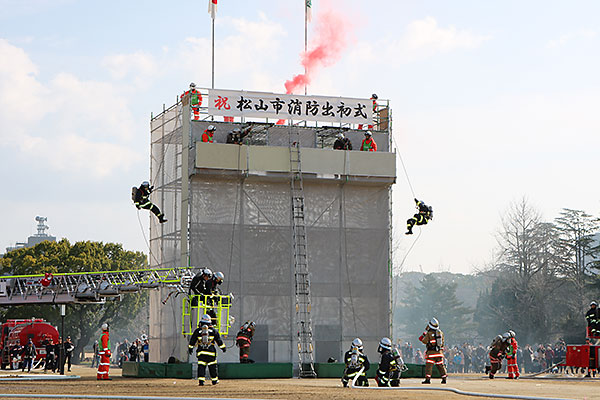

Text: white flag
xmin=208 ymin=0 xmax=217 ymax=19
xmin=306 ymin=0 xmax=312 ymax=23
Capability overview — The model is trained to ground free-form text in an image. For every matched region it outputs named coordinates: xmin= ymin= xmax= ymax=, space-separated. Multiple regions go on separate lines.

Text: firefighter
xmin=189 ymin=268 xmax=212 ymax=307
xmin=505 ymin=330 xmax=520 ymax=379
xmin=97 ymin=323 xmax=111 ymax=380
xmin=342 ymin=338 xmax=370 ymax=387
xmin=132 ymin=181 xmax=167 ymax=223
xmin=406 ymin=198 xmax=433 ymax=235
xmin=487 ymin=333 xmax=510 ymax=379
xmin=389 ymin=346 xmax=407 ymax=387
xmin=419 ymin=318 xmax=447 ymax=384
xmin=226 ymin=126 xmax=251 ymax=144
xmin=358 ymin=93 xmax=378 ymax=130
xmin=202 ymin=125 xmax=216 ymax=143
xmin=181 ymin=82 xmax=203 ymax=121
xmin=188 ymin=314 xmax=226 ymax=386
xmin=333 ymin=132 xmax=352 ymax=150
xmin=360 ymin=131 xmax=377 ymax=152
xmin=236 ymin=321 xmax=255 ymax=363
xmin=375 ymin=337 xmax=396 ymax=387
xmin=44 ymin=337 xmax=56 ymax=373
xmin=586 ymin=301 xmax=598 ymax=338
xmin=202 ymin=271 xmax=224 ymax=325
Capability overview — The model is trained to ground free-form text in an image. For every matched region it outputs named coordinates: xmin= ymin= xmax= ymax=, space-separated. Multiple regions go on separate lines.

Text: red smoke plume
xmin=277 ymin=0 xmax=352 ymax=124
xmin=285 ymin=2 xmax=351 ymax=94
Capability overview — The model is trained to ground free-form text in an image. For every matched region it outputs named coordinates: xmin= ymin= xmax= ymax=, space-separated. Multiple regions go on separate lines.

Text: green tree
xmin=0 ymin=239 xmax=148 ymax=362
xmin=398 ymin=274 xmax=473 ymax=345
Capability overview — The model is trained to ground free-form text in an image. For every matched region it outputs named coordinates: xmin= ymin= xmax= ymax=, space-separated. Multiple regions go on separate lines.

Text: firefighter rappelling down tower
xmin=406 ymin=198 xmax=433 ymax=235
xmin=132 ymin=181 xmax=167 ymax=223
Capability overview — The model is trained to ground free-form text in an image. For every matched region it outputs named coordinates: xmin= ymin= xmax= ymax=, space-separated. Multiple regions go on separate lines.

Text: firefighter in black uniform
xmin=342 ymin=338 xmax=369 ymax=387
xmin=188 ymin=314 xmax=226 ymax=386
xmin=236 ymin=321 xmax=256 ymax=363
xmin=201 ymin=271 xmax=224 ymax=325
xmin=586 ymin=301 xmax=599 ymax=338
xmin=132 ymin=181 xmax=167 ymax=223
xmin=226 ymin=126 xmax=252 ymax=144
xmin=333 ymin=133 xmax=352 ymax=150
xmin=406 ymin=198 xmax=433 ymax=235
xmin=189 ymin=268 xmax=212 ymax=307
xmin=375 ymin=337 xmax=398 ymax=387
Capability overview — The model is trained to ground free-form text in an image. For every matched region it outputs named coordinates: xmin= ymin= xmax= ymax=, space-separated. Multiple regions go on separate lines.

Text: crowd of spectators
xmin=396 ymin=338 xmax=575 ymax=375
xmin=109 ymin=333 xmax=149 ymax=368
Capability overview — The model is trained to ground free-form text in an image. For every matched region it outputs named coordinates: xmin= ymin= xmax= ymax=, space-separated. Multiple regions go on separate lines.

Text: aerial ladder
xmin=0 ymin=266 xmax=200 ymax=306
xmin=289 ymin=126 xmax=317 ymax=378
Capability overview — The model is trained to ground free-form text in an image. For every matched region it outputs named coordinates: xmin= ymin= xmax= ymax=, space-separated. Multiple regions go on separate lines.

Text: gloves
xmin=135 ymin=204 xmax=141 ymax=209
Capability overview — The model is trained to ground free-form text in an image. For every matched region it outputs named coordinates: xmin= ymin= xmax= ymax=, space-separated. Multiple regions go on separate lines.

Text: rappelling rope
xmin=136 ymin=209 xmax=161 ymax=266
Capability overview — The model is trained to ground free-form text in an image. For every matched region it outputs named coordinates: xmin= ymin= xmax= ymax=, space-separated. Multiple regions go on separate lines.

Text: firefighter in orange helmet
xmin=181 ymin=82 xmax=203 ymax=121
xmin=419 ymin=318 xmax=447 ymax=384
xmin=97 ymin=323 xmax=111 ymax=380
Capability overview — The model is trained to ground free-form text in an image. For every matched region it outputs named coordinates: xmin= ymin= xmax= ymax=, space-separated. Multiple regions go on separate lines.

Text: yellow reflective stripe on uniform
xmin=198 ymin=351 xmax=216 ymax=356
xmin=207 ymin=360 xmax=217 ymax=365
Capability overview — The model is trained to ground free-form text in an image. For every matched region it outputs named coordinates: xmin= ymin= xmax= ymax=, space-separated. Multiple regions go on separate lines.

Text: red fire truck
xmin=0 ymin=318 xmax=59 ymax=369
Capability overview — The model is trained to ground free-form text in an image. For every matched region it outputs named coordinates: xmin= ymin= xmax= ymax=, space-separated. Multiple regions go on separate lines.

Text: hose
xmin=350 ymin=366 xmax=576 ymax=400
xmin=0 ymin=395 xmax=263 ymax=400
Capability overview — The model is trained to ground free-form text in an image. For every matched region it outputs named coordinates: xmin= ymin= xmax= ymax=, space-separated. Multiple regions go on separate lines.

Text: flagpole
xmin=304 ymin=1 xmax=307 ymax=96
xmin=211 ymin=16 xmax=215 ymax=89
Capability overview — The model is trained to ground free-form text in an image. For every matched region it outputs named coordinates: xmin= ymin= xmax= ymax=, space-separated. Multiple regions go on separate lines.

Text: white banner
xmin=208 ymin=89 xmax=373 ymax=124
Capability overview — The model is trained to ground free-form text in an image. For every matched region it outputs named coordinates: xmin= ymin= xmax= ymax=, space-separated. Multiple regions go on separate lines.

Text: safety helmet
xmin=364 ymin=131 xmax=372 ymax=136
xmin=202 ymin=268 xmax=213 ymax=278
xmin=101 ymin=323 xmax=109 ymax=331
xmin=140 ymin=334 xmax=148 ymax=341
xmin=214 ymin=271 xmax=224 ymax=284
xmin=233 ymin=128 xmax=241 ymax=134
xmin=141 ymin=181 xmax=150 ymax=188
xmin=502 ymin=332 xmax=510 ymax=340
xmin=591 ymin=301 xmax=598 ymax=307
xmin=351 ymin=338 xmax=363 ymax=351
xmin=190 ymin=82 xmax=196 ymax=89
xmin=207 ymin=125 xmax=216 ymax=132
xmin=427 ymin=318 xmax=439 ymax=330
xmin=378 ymin=337 xmax=392 ymax=353
xmin=337 ymin=132 xmax=344 ymax=139
xmin=200 ymin=314 xmax=212 ymax=325
xmin=508 ymin=330 xmax=515 ymax=338
xmin=371 ymin=93 xmax=378 ymax=100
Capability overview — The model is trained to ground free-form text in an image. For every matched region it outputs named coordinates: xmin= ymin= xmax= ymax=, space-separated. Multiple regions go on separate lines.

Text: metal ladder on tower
xmin=288 ymin=126 xmax=317 ymax=378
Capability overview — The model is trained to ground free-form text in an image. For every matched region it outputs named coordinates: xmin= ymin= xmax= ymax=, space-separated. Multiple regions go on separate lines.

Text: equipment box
xmin=566 ymin=345 xmax=596 ymax=368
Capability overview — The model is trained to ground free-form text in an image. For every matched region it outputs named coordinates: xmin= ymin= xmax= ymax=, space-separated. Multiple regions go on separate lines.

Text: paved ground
xmin=1 ymin=365 xmax=599 ymax=400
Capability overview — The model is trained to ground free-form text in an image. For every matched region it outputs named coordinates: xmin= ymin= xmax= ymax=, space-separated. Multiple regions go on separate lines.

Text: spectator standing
xmin=523 ymin=345 xmax=533 ymax=373
xmin=21 ymin=340 xmax=36 ymax=372
xmin=91 ymin=340 xmax=99 ymax=368
xmin=142 ymin=336 xmax=149 ymax=362
xmin=63 ymin=336 xmax=75 ymax=372
xmin=129 ymin=341 xmax=139 ymax=362
xmin=11 ymin=344 xmax=22 ymax=370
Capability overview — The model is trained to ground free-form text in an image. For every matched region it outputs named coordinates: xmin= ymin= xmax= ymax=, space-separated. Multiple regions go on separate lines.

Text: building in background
xmin=3 ymin=216 xmax=56 ymax=255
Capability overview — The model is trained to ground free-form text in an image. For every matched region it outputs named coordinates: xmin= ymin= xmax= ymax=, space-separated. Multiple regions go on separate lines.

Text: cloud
xmin=176 ymin=13 xmax=287 ymax=90
xmin=347 ymin=17 xmax=489 ymax=67
xmin=0 ymin=38 xmax=141 ymax=177
xmin=546 ymin=29 xmax=597 ymax=49
xmin=102 ymin=51 xmax=158 ymax=86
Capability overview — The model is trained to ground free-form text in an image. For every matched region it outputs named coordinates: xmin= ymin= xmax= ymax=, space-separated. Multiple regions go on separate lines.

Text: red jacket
xmin=360 ymin=137 xmax=377 ymax=152
xmin=201 ymin=131 xmax=214 ymax=143
xmin=180 ymin=89 xmax=203 ymax=107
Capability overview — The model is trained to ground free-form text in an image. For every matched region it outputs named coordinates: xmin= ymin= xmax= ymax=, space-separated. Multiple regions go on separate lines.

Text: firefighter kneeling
xmin=342 ymin=338 xmax=369 ymax=387
xmin=189 ymin=314 xmax=226 ymax=386
xmin=375 ymin=337 xmax=406 ymax=387
xmin=419 ymin=318 xmax=447 ymax=384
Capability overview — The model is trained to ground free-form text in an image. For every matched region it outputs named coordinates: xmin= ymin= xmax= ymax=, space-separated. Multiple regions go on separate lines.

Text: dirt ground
xmin=1 ymin=365 xmax=599 ymax=400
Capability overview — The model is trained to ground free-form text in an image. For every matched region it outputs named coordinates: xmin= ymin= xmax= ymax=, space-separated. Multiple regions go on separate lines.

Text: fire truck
xmin=0 ymin=318 xmax=59 ymax=369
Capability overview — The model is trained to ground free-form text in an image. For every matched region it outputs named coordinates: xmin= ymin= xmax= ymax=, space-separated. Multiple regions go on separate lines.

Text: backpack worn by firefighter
xmin=236 ymin=321 xmax=255 ymax=363
xmin=375 ymin=337 xmax=397 ymax=387
xmin=188 ymin=314 xmax=226 ymax=386
xmin=406 ymin=198 xmax=433 ymax=235
xmin=342 ymin=338 xmax=370 ymax=387
xmin=132 ymin=181 xmax=167 ymax=223
xmin=486 ymin=333 xmax=510 ymax=379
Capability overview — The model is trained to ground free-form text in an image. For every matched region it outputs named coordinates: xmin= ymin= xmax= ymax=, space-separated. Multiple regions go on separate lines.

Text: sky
xmin=1 ymin=0 xmax=599 ymax=274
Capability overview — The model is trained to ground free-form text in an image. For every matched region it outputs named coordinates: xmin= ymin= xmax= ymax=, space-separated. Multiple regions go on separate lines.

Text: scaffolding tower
xmin=148 ymin=88 xmax=395 ymax=367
